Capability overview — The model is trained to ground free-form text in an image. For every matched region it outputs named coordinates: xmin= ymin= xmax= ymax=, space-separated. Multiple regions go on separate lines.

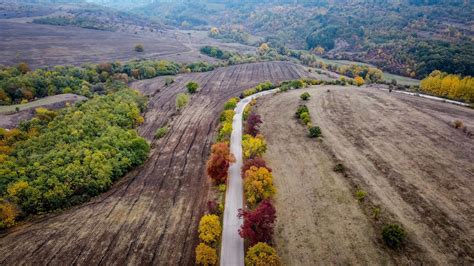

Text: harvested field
xmin=0 ymin=21 xmax=257 ymax=68
xmin=0 ymin=61 xmax=322 ymax=265
xmin=0 ymin=94 xmax=87 ymax=129
xmin=257 ymin=86 xmax=474 ymax=264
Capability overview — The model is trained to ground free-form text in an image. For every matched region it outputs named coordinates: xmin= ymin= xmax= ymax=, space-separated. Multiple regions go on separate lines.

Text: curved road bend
xmin=220 ymin=89 xmax=278 ymax=266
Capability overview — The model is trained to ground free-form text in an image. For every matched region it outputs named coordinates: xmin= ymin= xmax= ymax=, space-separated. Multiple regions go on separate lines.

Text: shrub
xmin=186 ymin=82 xmax=199 ymax=94
xmin=155 ymin=126 xmax=169 ymax=139
xmin=134 ymin=44 xmax=144 ymax=52
xmin=238 ymin=200 xmax=276 ymax=245
xmin=220 ymin=110 xmax=235 ymax=123
xmin=382 ymin=224 xmax=406 ymax=248
xmin=242 ymin=134 xmax=267 ymax=159
xmin=245 ymin=113 xmax=262 ymax=136
xmin=372 ymin=207 xmax=381 ymax=220
xmin=245 ymin=242 xmax=281 ymax=266
xmin=244 ymin=166 xmax=275 ymax=206
xmin=176 ymin=93 xmax=189 ymax=110
xmin=300 ymin=112 xmax=311 ymax=125
xmin=217 ymin=122 xmax=232 ymax=141
xmin=295 ymin=105 xmax=309 ymax=118
xmin=355 ymin=190 xmax=367 ymax=201
xmin=300 ymin=92 xmax=311 ymax=101
xmin=354 ymin=76 xmax=365 ymax=86
xmin=164 ymin=77 xmax=174 ymax=86
xmin=333 ymin=163 xmax=345 ymax=173
xmin=198 ymin=214 xmax=221 ymax=244
xmin=453 ymin=120 xmax=464 ymax=129
xmin=207 ymin=200 xmax=219 ymax=215
xmin=206 ymin=142 xmax=235 ymax=183
xmin=224 ymin=97 xmax=239 ymax=110
xmin=195 ymin=243 xmax=218 ymax=265
xmin=308 ymin=126 xmax=321 ymax=138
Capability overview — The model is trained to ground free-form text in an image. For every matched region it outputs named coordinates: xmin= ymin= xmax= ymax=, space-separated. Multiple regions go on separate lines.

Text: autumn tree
xmin=242 ymin=134 xmax=267 ymax=159
xmin=17 ymin=63 xmax=30 ymax=74
xmin=244 ymin=166 xmax=276 ymax=206
xmin=241 ymin=157 xmax=271 ymax=178
xmin=0 ymin=199 xmax=19 ymax=229
xmin=354 ymin=76 xmax=365 ymax=86
xmin=224 ymin=97 xmax=239 ymax=110
xmin=244 ymin=113 xmax=262 ymax=136
xmin=258 ymin=43 xmax=270 ymax=55
xmin=195 ymin=243 xmax=218 ymax=265
xmin=206 ymin=142 xmax=235 ymax=183
xmin=245 ymin=242 xmax=281 ymax=266
xmin=198 ymin=214 xmax=222 ymax=244
xmin=239 ymin=200 xmax=276 ymax=245
xmin=176 ymin=93 xmax=189 ymax=110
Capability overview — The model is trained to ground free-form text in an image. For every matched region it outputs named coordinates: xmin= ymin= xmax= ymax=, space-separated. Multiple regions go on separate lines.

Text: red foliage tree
xmin=245 ymin=113 xmax=262 ymax=136
xmin=241 ymin=157 xmax=272 ymax=178
xmin=206 ymin=142 xmax=235 ymax=183
xmin=238 ymin=200 xmax=276 ymax=245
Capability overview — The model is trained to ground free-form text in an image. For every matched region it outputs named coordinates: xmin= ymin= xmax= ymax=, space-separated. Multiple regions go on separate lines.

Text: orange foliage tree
xmin=206 ymin=142 xmax=235 ymax=183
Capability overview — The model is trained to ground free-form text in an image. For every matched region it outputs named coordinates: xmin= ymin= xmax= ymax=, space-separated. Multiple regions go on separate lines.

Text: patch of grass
xmin=372 ymin=207 xmax=381 ymax=220
xmin=155 ymin=126 xmax=169 ymax=139
xmin=382 ymin=224 xmax=406 ymax=249
xmin=355 ymin=190 xmax=367 ymax=201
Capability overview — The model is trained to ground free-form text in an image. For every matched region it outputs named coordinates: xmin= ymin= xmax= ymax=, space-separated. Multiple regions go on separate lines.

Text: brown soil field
xmin=0 ymin=21 xmax=254 ymax=69
xmin=256 ymin=86 xmax=474 ymax=265
xmin=0 ymin=61 xmax=323 ymax=265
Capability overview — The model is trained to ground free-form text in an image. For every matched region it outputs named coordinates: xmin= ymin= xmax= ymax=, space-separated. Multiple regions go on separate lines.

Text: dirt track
xmin=257 ymin=86 xmax=474 ymax=264
xmin=0 ymin=62 xmax=321 ymax=265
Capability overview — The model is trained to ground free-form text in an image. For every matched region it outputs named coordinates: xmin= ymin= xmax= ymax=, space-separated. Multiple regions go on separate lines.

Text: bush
xmin=195 ymin=243 xmax=218 ymax=265
xmin=155 ymin=126 xmax=169 ymax=139
xmin=382 ymin=224 xmax=406 ymax=248
xmin=134 ymin=44 xmax=144 ymax=52
xmin=295 ymin=105 xmax=309 ymax=118
xmin=186 ymin=82 xmax=199 ymax=94
xmin=300 ymin=112 xmax=311 ymax=125
xmin=164 ymin=77 xmax=174 ymax=86
xmin=224 ymin=97 xmax=239 ymax=110
xmin=333 ymin=163 xmax=345 ymax=173
xmin=453 ymin=120 xmax=464 ymax=129
xmin=198 ymin=214 xmax=221 ymax=244
xmin=245 ymin=242 xmax=281 ymax=266
xmin=308 ymin=126 xmax=322 ymax=138
xmin=354 ymin=76 xmax=365 ymax=86
xmin=176 ymin=93 xmax=189 ymax=110
xmin=355 ymin=190 xmax=367 ymax=201
xmin=300 ymin=92 xmax=311 ymax=101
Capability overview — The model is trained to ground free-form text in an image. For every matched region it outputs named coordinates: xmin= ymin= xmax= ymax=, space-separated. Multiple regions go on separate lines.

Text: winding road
xmin=220 ymin=89 xmax=278 ymax=266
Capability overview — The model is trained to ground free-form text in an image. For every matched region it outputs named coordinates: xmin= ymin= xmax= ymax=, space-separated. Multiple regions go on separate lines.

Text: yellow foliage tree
xmin=7 ymin=180 xmax=29 ymax=200
xmin=244 ymin=166 xmax=275 ymax=206
xmin=242 ymin=134 xmax=267 ymax=159
xmin=258 ymin=43 xmax=270 ymax=55
xmin=0 ymin=199 xmax=19 ymax=229
xmin=195 ymin=243 xmax=218 ymax=265
xmin=420 ymin=70 xmax=474 ymax=102
xmin=245 ymin=242 xmax=281 ymax=266
xmin=220 ymin=110 xmax=235 ymax=123
xmin=354 ymin=76 xmax=365 ymax=86
xmin=198 ymin=214 xmax=222 ymax=244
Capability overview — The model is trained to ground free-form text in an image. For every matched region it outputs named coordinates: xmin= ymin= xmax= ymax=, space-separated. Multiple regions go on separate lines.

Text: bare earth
xmin=256 ymin=86 xmax=474 ymax=264
xmin=0 ymin=62 xmax=322 ymax=265
xmin=0 ymin=21 xmax=255 ymax=69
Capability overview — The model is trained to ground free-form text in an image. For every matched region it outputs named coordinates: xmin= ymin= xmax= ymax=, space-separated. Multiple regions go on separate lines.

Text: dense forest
xmin=91 ymin=0 xmax=473 ymax=79
xmin=0 ymin=89 xmax=149 ymax=228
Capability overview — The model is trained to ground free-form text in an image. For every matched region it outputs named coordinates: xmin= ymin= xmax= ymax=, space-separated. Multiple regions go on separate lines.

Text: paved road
xmin=220 ymin=89 xmax=278 ymax=266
